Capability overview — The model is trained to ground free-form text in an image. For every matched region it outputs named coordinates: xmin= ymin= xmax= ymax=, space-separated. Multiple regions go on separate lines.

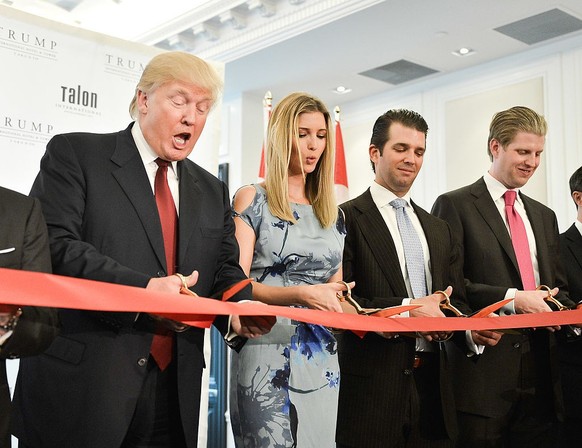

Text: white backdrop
xmin=1 ymin=5 xmax=222 ymax=447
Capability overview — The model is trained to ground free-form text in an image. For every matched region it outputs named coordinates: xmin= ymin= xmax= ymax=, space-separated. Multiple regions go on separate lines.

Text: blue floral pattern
xmin=230 ymin=184 xmax=345 ymax=447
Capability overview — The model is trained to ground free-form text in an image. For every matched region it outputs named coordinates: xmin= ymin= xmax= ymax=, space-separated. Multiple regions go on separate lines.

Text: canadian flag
xmin=334 ymin=106 xmax=349 ymax=204
xmin=257 ymin=91 xmax=272 ymax=182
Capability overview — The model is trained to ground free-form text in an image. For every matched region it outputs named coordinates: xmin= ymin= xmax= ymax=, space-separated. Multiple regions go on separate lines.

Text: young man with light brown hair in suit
xmin=336 ymin=109 xmax=500 ymax=448
xmin=432 ymin=106 xmax=575 ymax=447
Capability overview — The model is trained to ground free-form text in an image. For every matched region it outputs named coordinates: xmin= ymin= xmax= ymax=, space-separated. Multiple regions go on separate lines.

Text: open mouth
xmin=174 ymin=133 xmax=191 ymax=145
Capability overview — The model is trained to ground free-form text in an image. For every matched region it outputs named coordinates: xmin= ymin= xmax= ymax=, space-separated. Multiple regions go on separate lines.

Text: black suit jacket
xmin=432 ymin=176 xmax=572 ymax=419
xmin=558 ymin=224 xmax=582 ymax=420
xmin=0 ymin=187 xmax=58 ymax=448
xmin=12 ymin=124 xmax=249 ymax=448
xmin=336 ymin=189 xmax=469 ymax=448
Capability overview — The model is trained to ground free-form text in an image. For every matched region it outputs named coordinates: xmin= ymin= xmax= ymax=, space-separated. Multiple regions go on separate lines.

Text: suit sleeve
xmin=1 ymin=197 xmax=59 ymax=359
xmin=31 ymin=134 xmax=152 ymax=288
xmin=444 ymin=220 xmax=472 ymax=315
xmin=30 ymin=134 xmax=151 ymax=330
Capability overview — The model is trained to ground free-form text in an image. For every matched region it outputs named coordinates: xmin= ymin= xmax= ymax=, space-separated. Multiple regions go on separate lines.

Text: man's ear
xmin=369 ymin=144 xmax=379 ymax=163
xmin=489 ymin=138 xmax=501 ymax=158
xmin=136 ymin=90 xmax=148 ymax=114
xmin=573 ymin=190 xmax=582 ymax=208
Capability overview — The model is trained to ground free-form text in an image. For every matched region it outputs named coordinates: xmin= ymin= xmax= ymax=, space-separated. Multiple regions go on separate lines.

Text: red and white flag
xmin=334 ymin=106 xmax=349 ymax=204
xmin=257 ymin=91 xmax=272 ymax=182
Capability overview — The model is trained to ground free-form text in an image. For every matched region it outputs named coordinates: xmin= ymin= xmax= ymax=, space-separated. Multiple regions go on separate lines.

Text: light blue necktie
xmin=390 ymin=198 xmax=427 ymax=298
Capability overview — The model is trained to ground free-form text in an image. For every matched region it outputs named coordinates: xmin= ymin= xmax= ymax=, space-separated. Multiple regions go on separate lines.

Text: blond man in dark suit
xmin=432 ymin=106 xmax=574 ymax=447
xmin=12 ymin=52 xmax=273 ymax=448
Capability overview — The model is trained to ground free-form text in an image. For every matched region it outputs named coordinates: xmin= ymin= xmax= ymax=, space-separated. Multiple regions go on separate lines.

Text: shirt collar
xmin=370 ymin=180 xmax=412 ymax=209
xmin=484 ymin=171 xmax=523 ymax=206
xmin=131 ymin=121 xmax=177 ymax=173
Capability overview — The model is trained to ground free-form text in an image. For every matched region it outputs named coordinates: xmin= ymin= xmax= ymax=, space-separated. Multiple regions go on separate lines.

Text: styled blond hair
xmin=128 ymin=51 xmax=223 ymax=119
xmin=265 ymin=92 xmax=337 ymax=228
xmin=487 ymin=106 xmax=547 ymax=161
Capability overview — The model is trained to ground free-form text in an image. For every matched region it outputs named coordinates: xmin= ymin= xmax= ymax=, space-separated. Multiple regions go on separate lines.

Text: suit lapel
xmin=177 ymin=160 xmax=203 ymax=271
xmin=111 ymin=126 xmax=167 ymax=272
xmin=414 ymin=202 xmax=442 ymax=289
xmin=353 ymin=190 xmax=408 ymax=296
xmin=521 ymin=193 xmax=550 ymax=282
xmin=565 ymin=224 xmax=582 ymax=272
xmin=471 ymin=178 xmax=520 ymax=273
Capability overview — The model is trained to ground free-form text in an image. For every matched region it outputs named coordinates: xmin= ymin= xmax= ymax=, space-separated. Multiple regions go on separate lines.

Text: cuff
xmin=465 ymin=330 xmax=485 ymax=356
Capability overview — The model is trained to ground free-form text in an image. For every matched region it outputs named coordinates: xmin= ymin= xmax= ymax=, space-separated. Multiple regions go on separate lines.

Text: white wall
xmin=223 ymin=33 xmax=582 ymax=232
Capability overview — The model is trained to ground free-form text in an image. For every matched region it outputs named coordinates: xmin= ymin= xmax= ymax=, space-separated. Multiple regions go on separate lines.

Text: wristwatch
xmin=0 ymin=308 xmax=22 ymax=332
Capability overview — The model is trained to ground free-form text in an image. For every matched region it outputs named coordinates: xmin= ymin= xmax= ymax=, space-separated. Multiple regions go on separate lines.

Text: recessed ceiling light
xmin=452 ymin=47 xmax=475 ymax=57
xmin=333 ymin=86 xmax=352 ymax=95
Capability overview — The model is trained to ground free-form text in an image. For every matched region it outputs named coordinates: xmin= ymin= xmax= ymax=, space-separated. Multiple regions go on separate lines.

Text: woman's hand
xmin=298 ymin=281 xmax=355 ymax=312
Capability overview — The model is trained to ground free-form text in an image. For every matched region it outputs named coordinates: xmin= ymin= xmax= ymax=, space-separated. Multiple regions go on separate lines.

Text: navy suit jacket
xmin=0 ymin=187 xmax=58 ymax=448
xmin=12 ymin=124 xmax=249 ymax=448
xmin=432 ymin=176 xmax=572 ymax=419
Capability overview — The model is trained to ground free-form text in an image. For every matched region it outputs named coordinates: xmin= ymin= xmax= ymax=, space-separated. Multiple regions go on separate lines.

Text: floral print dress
xmin=229 ymin=184 xmax=346 ymax=448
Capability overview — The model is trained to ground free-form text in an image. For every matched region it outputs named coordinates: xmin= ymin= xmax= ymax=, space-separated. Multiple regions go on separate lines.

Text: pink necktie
xmin=504 ymin=190 xmax=536 ymax=290
xmin=150 ymin=158 xmax=178 ymax=371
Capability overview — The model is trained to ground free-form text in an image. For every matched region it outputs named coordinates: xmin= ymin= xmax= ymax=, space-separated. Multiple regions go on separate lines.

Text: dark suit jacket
xmin=336 ymin=189 xmax=469 ymax=448
xmin=558 ymin=224 xmax=582 ymax=420
xmin=12 ymin=124 xmax=250 ymax=448
xmin=432 ymin=176 xmax=572 ymax=419
xmin=0 ymin=187 xmax=58 ymax=448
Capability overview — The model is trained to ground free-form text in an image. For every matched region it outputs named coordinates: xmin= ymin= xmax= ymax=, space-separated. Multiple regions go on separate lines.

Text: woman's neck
xmin=288 ymin=174 xmax=309 ymax=204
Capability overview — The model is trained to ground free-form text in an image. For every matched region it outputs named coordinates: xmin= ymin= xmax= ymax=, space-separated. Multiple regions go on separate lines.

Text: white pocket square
xmin=0 ymin=247 xmax=15 ymax=254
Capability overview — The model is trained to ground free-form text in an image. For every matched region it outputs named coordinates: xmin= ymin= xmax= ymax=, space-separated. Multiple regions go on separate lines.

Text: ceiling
xmin=4 ymin=0 xmax=582 ymax=108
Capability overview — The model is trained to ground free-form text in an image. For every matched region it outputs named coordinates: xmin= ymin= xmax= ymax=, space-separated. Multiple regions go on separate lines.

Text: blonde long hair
xmin=265 ymin=92 xmax=337 ymax=228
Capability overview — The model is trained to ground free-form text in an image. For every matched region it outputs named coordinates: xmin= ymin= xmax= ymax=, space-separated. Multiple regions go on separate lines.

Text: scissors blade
xmin=368 ymin=304 xmax=422 ymax=318
xmin=469 ymin=298 xmax=513 ymax=318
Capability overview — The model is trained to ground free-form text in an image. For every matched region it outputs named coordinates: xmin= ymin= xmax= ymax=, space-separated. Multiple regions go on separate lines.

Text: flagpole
xmin=258 ymin=91 xmax=272 ymax=181
xmin=334 ymin=105 xmax=350 ymax=203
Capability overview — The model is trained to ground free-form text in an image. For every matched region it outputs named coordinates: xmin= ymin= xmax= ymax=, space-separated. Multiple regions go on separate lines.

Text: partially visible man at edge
xmin=557 ymin=165 xmax=582 ymax=446
xmin=0 ymin=186 xmax=59 ymax=448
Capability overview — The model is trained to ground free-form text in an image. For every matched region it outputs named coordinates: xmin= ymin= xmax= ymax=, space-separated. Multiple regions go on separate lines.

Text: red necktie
xmin=504 ymin=190 xmax=536 ymax=290
xmin=150 ymin=158 xmax=177 ymax=371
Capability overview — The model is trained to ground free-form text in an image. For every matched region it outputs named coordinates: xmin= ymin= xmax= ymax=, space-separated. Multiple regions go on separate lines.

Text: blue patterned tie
xmin=390 ymin=198 xmax=427 ymax=298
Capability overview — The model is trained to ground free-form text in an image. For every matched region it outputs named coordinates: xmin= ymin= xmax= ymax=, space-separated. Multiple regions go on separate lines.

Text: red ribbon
xmin=1 ymin=268 xmax=581 ymax=333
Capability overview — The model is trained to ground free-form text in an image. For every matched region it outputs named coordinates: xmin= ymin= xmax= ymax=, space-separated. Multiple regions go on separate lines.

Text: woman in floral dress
xmin=229 ymin=92 xmax=352 ymax=447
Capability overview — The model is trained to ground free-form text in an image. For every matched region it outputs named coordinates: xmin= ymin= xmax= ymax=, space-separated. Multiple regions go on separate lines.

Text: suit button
xmin=513 ymin=342 xmax=520 ymax=349
xmin=403 ymin=369 xmax=412 ymax=376
xmin=137 ymin=357 xmax=148 ymax=367
xmin=157 ymin=271 xmax=165 ymax=277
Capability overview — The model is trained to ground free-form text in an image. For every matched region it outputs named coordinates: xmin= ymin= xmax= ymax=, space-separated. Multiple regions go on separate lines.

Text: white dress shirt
xmin=131 ymin=122 xmax=180 ymax=214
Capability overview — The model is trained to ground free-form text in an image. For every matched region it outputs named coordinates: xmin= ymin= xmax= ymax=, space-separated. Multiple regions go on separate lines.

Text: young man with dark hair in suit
xmin=336 ymin=109 xmax=501 ymax=448
xmin=558 ymin=165 xmax=582 ymax=446
xmin=12 ymin=51 xmax=274 ymax=448
xmin=0 ymin=186 xmax=59 ymax=448
xmin=432 ymin=106 xmax=575 ymax=447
